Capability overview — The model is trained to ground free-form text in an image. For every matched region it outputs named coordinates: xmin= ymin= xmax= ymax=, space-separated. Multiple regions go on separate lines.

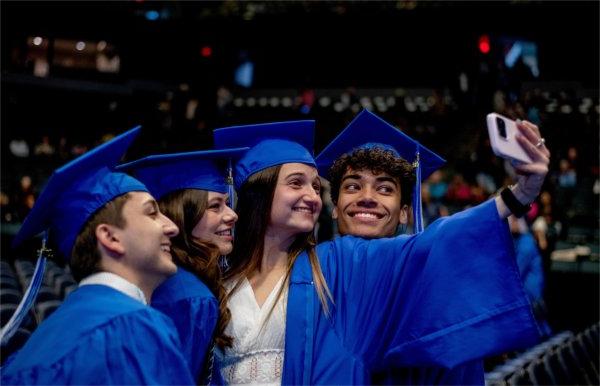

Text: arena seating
xmin=485 ymin=323 xmax=600 ymax=385
xmin=0 ymin=258 xmax=78 ymax=363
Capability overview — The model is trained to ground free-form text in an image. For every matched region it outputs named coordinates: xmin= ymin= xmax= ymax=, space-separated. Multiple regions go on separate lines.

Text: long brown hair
xmin=225 ymin=165 xmax=333 ymax=316
xmin=158 ymin=189 xmax=233 ymax=348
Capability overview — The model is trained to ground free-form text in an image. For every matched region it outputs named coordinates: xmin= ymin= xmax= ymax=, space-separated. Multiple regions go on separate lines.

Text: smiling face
xmin=191 ymin=191 xmax=238 ymax=255
xmin=117 ymin=191 xmax=180 ymax=280
xmin=268 ymin=163 xmax=323 ymax=240
xmin=333 ymin=168 xmax=408 ymax=238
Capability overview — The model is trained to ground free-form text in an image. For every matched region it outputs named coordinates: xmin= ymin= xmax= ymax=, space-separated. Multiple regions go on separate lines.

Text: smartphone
xmin=486 ymin=113 xmax=532 ymax=163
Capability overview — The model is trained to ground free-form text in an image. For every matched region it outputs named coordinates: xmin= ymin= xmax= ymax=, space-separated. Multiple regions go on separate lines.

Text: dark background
xmin=1 ymin=0 xmax=598 ymax=348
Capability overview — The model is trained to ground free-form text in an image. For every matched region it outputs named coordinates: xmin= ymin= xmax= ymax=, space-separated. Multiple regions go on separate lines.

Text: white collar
xmin=79 ymin=272 xmax=148 ymax=305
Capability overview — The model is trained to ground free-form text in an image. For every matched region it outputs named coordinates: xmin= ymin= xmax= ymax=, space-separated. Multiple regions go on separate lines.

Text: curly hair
xmin=328 ymin=146 xmax=416 ymax=207
xmin=158 ymin=189 xmax=233 ymax=349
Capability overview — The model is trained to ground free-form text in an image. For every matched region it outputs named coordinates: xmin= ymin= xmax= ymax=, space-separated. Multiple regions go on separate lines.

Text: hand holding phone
xmin=486 ymin=113 xmax=532 ymax=163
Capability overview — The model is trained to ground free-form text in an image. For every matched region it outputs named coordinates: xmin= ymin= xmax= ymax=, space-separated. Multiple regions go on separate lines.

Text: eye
xmin=377 ymin=185 xmax=396 ymax=194
xmin=343 ymin=183 xmax=360 ymax=192
xmin=288 ymin=179 xmax=302 ymax=188
xmin=313 ymin=183 xmax=321 ymax=194
xmin=148 ymin=210 xmax=159 ymax=218
xmin=209 ymin=202 xmax=221 ymax=210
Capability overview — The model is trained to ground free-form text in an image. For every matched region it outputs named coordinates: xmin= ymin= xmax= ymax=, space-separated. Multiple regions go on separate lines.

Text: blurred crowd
xmin=2 ymin=84 xmax=599 ymax=266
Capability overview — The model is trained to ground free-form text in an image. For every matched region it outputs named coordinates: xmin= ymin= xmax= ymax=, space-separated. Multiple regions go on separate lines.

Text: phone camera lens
xmin=496 ymin=117 xmax=507 ymax=139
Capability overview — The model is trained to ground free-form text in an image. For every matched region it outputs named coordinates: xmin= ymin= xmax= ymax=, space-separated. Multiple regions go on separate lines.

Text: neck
xmin=260 ymin=228 xmax=296 ymax=273
xmin=99 ymin=260 xmax=161 ymax=302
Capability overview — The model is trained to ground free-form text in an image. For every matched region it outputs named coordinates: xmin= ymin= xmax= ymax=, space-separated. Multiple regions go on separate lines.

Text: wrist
xmin=501 ymin=186 xmax=531 ymax=218
xmin=510 ymin=184 xmax=530 ymax=206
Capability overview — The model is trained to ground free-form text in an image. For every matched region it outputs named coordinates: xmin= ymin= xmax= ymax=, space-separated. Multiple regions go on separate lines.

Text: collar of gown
xmin=79 ymin=271 xmax=148 ymax=305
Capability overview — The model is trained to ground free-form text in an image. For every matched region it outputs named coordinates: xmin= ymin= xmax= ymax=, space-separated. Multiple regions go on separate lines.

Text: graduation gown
xmin=152 ymin=267 xmax=219 ymax=379
xmin=283 ymin=199 xmax=541 ymax=385
xmin=1 ymin=285 xmax=195 ymax=385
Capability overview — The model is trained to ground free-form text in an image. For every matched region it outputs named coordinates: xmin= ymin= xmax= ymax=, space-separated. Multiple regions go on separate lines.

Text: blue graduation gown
xmin=376 ymin=360 xmax=484 ymax=385
xmin=152 ymin=267 xmax=219 ymax=379
xmin=283 ymin=199 xmax=540 ymax=384
xmin=514 ymin=233 xmax=545 ymax=302
xmin=1 ymin=285 xmax=195 ymax=385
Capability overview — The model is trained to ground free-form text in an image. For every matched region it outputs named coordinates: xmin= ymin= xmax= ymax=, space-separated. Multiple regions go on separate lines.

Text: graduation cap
xmin=2 ymin=126 xmax=147 ymax=345
xmin=213 ymin=120 xmax=316 ymax=190
xmin=315 ymin=109 xmax=446 ymax=233
xmin=116 ymin=147 xmax=249 ymax=201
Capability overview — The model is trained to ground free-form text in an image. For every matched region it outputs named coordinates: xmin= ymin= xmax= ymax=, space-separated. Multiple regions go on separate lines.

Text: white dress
xmin=216 ymin=276 xmax=287 ymax=386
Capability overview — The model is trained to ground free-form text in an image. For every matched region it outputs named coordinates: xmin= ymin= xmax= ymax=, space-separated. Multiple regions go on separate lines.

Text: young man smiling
xmin=328 ymin=144 xmax=414 ymax=238
xmin=1 ymin=128 xmax=195 ymax=385
xmin=316 ymin=109 xmax=550 ymax=385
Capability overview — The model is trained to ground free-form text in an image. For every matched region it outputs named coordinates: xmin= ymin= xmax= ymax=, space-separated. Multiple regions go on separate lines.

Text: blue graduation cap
xmin=2 ymin=126 xmax=147 ymax=345
xmin=213 ymin=120 xmax=316 ymax=190
xmin=116 ymin=147 xmax=249 ymax=201
xmin=315 ymin=109 xmax=446 ymax=233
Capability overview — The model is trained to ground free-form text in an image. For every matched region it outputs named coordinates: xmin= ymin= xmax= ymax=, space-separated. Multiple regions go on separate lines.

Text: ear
xmin=332 ymin=205 xmax=339 ymax=220
xmin=95 ymin=224 xmax=125 ymax=255
xmin=399 ymin=204 xmax=409 ymax=225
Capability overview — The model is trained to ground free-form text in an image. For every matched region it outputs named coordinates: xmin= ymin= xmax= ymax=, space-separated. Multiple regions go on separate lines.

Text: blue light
xmin=145 ymin=10 xmax=159 ymax=21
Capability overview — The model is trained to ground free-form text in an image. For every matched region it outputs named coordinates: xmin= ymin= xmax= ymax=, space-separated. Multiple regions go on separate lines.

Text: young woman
xmin=117 ymin=148 xmax=246 ymax=384
xmin=212 ymin=119 xmax=550 ymax=385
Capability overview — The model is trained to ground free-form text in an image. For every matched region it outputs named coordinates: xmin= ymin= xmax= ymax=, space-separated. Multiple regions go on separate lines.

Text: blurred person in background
xmin=509 ymin=215 xmax=552 ymax=337
xmin=33 ymin=135 xmax=55 ymax=157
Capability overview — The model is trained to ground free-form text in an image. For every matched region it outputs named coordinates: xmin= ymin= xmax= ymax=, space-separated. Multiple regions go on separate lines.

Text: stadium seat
xmin=35 ymin=300 xmax=62 ymax=321
xmin=35 ymin=286 xmax=59 ymax=303
xmin=0 ymin=276 xmax=21 ymax=291
xmin=0 ymin=288 xmax=22 ymax=306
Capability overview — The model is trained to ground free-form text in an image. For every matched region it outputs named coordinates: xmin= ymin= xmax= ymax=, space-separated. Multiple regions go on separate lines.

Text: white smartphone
xmin=486 ymin=113 xmax=532 ymax=163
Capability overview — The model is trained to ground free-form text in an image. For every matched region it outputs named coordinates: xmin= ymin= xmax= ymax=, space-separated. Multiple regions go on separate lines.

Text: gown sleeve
xmin=153 ymin=293 xmax=219 ymax=378
xmin=325 ymin=199 xmax=540 ymax=370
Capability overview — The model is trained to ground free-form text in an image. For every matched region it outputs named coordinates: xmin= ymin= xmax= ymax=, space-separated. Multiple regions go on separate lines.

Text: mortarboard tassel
xmin=220 ymin=159 xmax=235 ymax=272
xmin=1 ymin=231 xmax=49 ymax=345
xmin=412 ymin=147 xmax=424 ymax=234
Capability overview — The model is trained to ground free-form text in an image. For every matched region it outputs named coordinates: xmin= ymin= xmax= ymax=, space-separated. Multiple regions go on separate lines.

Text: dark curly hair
xmin=328 ymin=146 xmax=416 ymax=207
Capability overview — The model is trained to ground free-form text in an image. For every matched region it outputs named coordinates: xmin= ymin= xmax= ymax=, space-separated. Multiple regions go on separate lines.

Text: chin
xmin=218 ymin=244 xmax=233 ymax=255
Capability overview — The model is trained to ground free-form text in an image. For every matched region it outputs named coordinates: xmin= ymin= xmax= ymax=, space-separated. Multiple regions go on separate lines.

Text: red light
xmin=478 ymin=35 xmax=490 ymax=54
xmin=201 ymin=46 xmax=212 ymax=58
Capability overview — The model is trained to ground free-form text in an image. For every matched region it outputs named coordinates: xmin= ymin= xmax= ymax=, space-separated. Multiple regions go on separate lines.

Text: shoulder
xmin=3 ymin=300 xmax=178 ymax=376
xmin=152 ymin=267 xmax=215 ymax=304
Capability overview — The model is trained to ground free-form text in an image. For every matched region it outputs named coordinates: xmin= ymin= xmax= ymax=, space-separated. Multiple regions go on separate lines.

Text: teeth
xmin=161 ymin=245 xmax=170 ymax=252
xmin=216 ymin=230 xmax=231 ymax=236
xmin=293 ymin=207 xmax=312 ymax=213
xmin=354 ymin=212 xmax=378 ymax=219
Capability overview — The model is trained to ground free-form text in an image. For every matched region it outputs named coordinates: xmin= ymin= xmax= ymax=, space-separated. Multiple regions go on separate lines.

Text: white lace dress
xmin=216 ymin=277 xmax=287 ymax=386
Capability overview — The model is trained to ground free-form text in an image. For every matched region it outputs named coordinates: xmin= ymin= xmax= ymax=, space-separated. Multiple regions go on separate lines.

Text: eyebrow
xmin=208 ymin=196 xmax=225 ymax=203
xmin=342 ymin=174 xmax=398 ymax=186
xmin=375 ymin=176 xmax=398 ymax=186
xmin=285 ymin=172 xmax=308 ymax=179
xmin=143 ymin=199 xmax=159 ymax=211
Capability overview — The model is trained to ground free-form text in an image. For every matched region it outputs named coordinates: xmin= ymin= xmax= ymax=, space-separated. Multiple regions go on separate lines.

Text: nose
xmin=160 ymin=213 xmax=179 ymax=237
xmin=223 ymin=205 xmax=238 ymax=224
xmin=357 ymin=187 xmax=377 ymax=208
xmin=304 ymin=186 xmax=322 ymax=211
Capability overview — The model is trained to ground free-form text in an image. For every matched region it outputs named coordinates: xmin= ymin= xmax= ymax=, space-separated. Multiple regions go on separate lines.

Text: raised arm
xmin=495 ymin=120 xmax=550 ymax=218
xmin=324 ymin=199 xmax=540 ymax=370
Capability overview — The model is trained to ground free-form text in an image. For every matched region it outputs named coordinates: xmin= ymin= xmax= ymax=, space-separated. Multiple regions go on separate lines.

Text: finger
xmin=513 ymin=163 xmax=549 ymax=176
xmin=519 ymin=120 xmax=541 ymax=138
xmin=517 ymin=121 xmax=550 ymax=157
xmin=516 ymin=120 xmax=540 ymax=144
xmin=516 ymin=134 xmax=550 ymax=163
